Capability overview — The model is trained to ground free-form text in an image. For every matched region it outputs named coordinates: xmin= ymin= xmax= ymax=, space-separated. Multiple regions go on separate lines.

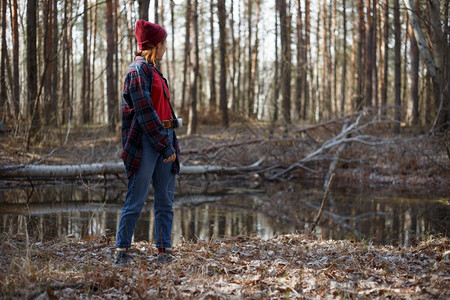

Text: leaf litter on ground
xmin=0 ymin=233 xmax=448 ymax=299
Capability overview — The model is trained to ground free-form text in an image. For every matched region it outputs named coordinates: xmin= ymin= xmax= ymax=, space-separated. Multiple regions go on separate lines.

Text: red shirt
xmin=151 ymin=69 xmax=172 ymax=121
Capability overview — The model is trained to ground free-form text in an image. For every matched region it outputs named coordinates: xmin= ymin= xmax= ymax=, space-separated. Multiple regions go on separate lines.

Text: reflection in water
xmin=0 ymin=184 xmax=448 ymax=246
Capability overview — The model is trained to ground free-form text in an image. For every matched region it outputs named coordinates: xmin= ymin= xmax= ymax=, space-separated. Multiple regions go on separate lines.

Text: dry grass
xmin=0 ymin=233 xmax=448 ymax=299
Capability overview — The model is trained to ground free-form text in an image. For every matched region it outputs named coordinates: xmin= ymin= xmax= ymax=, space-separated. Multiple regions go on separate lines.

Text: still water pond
xmin=0 ymin=182 xmax=448 ymax=246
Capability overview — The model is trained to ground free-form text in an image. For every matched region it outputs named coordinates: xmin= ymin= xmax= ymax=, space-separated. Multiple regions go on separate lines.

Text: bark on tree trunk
xmin=10 ymin=0 xmax=20 ymax=118
xmin=139 ymin=0 xmax=150 ymax=20
xmin=26 ymin=0 xmax=40 ymax=147
xmin=394 ymin=0 xmax=401 ymax=134
xmin=356 ymin=0 xmax=365 ymax=111
xmin=52 ymin=0 xmax=59 ymax=124
xmin=381 ymin=0 xmax=389 ymax=114
xmin=409 ymin=23 xmax=419 ymax=125
xmin=278 ymin=0 xmax=291 ymax=124
xmin=341 ymin=0 xmax=347 ymax=116
xmin=273 ymin=2 xmax=279 ymax=122
xmin=209 ymin=0 xmax=217 ymax=113
xmin=295 ymin=0 xmax=303 ymax=120
xmin=181 ymin=0 xmax=191 ymax=111
xmin=0 ymin=158 xmax=266 ymax=180
xmin=0 ymin=0 xmax=7 ymax=119
xmin=303 ymin=0 xmax=310 ymax=121
xmin=218 ymin=0 xmax=228 ymax=127
xmin=106 ymin=0 xmax=116 ymax=131
xmin=365 ymin=0 xmax=373 ymax=108
xmin=82 ymin=0 xmax=90 ymax=124
xmin=188 ymin=0 xmax=199 ymax=135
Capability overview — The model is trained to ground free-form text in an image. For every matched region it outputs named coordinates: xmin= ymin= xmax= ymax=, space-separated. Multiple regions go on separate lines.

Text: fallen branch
xmin=269 ymin=112 xmax=396 ymax=180
xmin=309 ymin=173 xmax=335 ymax=233
xmin=0 ymin=157 xmax=266 ymax=180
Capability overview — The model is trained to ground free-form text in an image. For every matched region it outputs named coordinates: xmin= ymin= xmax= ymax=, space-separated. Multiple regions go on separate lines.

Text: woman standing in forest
xmin=114 ymin=20 xmax=180 ymax=266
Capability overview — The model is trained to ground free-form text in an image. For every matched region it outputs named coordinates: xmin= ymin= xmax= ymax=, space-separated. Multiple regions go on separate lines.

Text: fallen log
xmin=0 ymin=157 xmax=266 ymax=180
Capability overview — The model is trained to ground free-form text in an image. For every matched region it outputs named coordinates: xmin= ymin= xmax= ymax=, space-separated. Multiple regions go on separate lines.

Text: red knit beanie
xmin=135 ymin=20 xmax=166 ymax=51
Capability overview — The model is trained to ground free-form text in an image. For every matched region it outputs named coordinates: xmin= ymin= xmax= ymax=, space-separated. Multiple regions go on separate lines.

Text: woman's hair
xmin=135 ymin=37 xmax=166 ymax=65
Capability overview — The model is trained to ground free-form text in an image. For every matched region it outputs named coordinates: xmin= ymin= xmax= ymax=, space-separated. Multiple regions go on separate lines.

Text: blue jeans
xmin=116 ymin=129 xmax=176 ymax=249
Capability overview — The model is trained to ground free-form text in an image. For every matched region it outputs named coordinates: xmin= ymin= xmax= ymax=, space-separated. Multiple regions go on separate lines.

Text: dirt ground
xmin=0 ymin=233 xmax=448 ymax=299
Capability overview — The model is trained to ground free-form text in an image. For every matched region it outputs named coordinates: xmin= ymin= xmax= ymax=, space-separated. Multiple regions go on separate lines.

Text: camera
xmin=172 ymin=118 xmax=183 ymax=129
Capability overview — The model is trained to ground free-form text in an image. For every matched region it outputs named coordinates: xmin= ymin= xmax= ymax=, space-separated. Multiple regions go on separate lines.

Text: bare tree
xmin=0 ymin=0 xmax=7 ymax=119
xmin=181 ymin=0 xmax=191 ymax=110
xmin=218 ymin=0 xmax=228 ymax=127
xmin=278 ymin=0 xmax=291 ymax=123
xmin=187 ymin=0 xmax=199 ymax=135
xmin=356 ymin=0 xmax=365 ymax=110
xmin=52 ymin=0 xmax=59 ymax=124
xmin=82 ymin=0 xmax=90 ymax=123
xmin=303 ymin=0 xmax=311 ymax=120
xmin=409 ymin=22 xmax=419 ymax=125
xmin=381 ymin=0 xmax=389 ymax=115
xmin=10 ymin=0 xmax=19 ymax=118
xmin=394 ymin=0 xmax=401 ymax=134
xmin=139 ymin=0 xmax=150 ymax=20
xmin=209 ymin=0 xmax=216 ymax=113
xmin=295 ymin=0 xmax=303 ymax=119
xmin=340 ymin=0 xmax=347 ymax=116
xmin=26 ymin=0 xmax=39 ymax=146
xmin=404 ymin=0 xmax=449 ymax=132
xmin=106 ymin=0 xmax=117 ymax=131
xmin=365 ymin=0 xmax=374 ymax=108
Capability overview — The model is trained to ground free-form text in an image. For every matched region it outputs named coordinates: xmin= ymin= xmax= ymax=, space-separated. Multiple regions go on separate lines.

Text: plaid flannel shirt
xmin=120 ymin=56 xmax=180 ymax=178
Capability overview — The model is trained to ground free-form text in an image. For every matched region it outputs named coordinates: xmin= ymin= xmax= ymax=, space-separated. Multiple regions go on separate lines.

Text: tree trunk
xmin=181 ymin=0 xmax=191 ymax=111
xmin=170 ymin=0 xmax=175 ymax=108
xmin=394 ymin=0 xmax=401 ymax=134
xmin=139 ymin=0 xmax=150 ymax=20
xmin=303 ymin=0 xmax=310 ymax=120
xmin=246 ymin=0 xmax=253 ymax=117
xmin=273 ymin=1 xmax=279 ymax=122
xmin=372 ymin=0 xmax=378 ymax=113
xmin=356 ymin=0 xmax=365 ymax=110
xmin=278 ymin=0 xmax=291 ymax=124
xmin=218 ymin=0 xmax=228 ymax=127
xmin=320 ymin=0 xmax=327 ymax=119
xmin=365 ymin=0 xmax=373 ymax=108
xmin=0 ymin=158 xmax=266 ymax=179
xmin=10 ymin=0 xmax=19 ymax=118
xmin=0 ymin=0 xmax=7 ymax=119
xmin=42 ymin=0 xmax=53 ymax=125
xmin=106 ymin=0 xmax=116 ymax=131
xmin=209 ymin=0 xmax=216 ymax=113
xmin=295 ymin=0 xmax=303 ymax=120
xmin=331 ymin=0 xmax=337 ymax=116
xmin=340 ymin=0 xmax=347 ymax=116
xmin=82 ymin=0 xmax=90 ymax=123
xmin=381 ymin=0 xmax=389 ymax=114
xmin=249 ymin=0 xmax=260 ymax=118
xmin=91 ymin=1 xmax=98 ymax=122
xmin=409 ymin=23 xmax=419 ymax=125
xmin=154 ymin=0 xmax=159 ymax=23
xmin=52 ymin=0 xmax=59 ymax=124
xmin=427 ymin=0 xmax=448 ymax=132
xmin=26 ymin=0 xmax=39 ymax=146
xmin=188 ymin=0 xmax=199 ymax=135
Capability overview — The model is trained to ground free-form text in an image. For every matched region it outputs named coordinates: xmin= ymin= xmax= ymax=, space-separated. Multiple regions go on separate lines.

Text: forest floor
xmin=1 ymin=116 xmax=449 ymax=194
xmin=1 ymin=118 xmax=449 ymax=298
xmin=0 ymin=233 xmax=449 ymax=299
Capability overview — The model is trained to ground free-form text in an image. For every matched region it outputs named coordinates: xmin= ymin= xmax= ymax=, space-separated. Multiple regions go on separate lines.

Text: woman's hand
xmin=163 ymin=153 xmax=176 ymax=163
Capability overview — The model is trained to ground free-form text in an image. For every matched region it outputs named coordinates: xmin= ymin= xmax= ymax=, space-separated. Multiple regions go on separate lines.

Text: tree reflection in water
xmin=0 ymin=184 xmax=448 ymax=246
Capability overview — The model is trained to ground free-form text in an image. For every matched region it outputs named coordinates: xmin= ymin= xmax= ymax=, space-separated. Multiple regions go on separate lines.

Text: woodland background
xmin=0 ymin=0 xmax=448 ymax=147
